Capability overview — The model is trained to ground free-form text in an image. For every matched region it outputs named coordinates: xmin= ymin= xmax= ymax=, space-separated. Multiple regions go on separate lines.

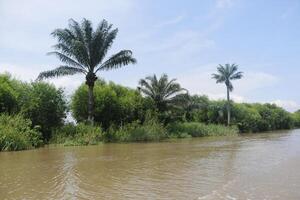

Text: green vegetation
xmin=1 ymin=71 xmax=299 ymax=151
xmin=212 ymin=64 xmax=243 ymax=126
xmin=167 ymin=122 xmax=238 ymax=138
xmin=37 ymin=18 xmax=136 ymax=125
xmin=51 ymin=123 xmax=103 ymax=146
xmin=71 ymin=80 xmax=146 ymax=129
xmin=292 ymin=110 xmax=300 ymax=127
xmin=0 ymin=74 xmax=67 ymax=150
xmin=1 ymin=18 xmax=299 ymax=151
xmin=0 ymin=114 xmax=42 ymax=151
xmin=103 ymin=114 xmax=167 ymax=142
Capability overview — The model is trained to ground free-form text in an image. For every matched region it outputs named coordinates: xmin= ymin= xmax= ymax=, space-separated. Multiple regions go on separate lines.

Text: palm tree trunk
xmin=226 ymin=86 xmax=230 ymax=126
xmin=88 ymin=84 xmax=94 ymax=125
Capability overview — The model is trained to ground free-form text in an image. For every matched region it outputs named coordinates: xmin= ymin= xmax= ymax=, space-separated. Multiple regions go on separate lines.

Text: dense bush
xmin=71 ymin=80 xmax=146 ymax=129
xmin=51 ymin=123 xmax=103 ymax=146
xmin=20 ymin=82 xmax=67 ymax=141
xmin=185 ymin=95 xmax=294 ymax=133
xmin=104 ymin=116 xmax=167 ymax=142
xmin=0 ymin=73 xmax=68 ymax=141
xmin=0 ymin=74 xmax=18 ymax=113
xmin=0 ymin=114 xmax=42 ymax=151
xmin=291 ymin=110 xmax=300 ymax=128
xmin=167 ymin=122 xmax=238 ymax=138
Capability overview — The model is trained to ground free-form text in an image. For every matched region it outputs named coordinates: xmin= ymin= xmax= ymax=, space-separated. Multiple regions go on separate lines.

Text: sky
xmin=1 ymin=0 xmax=300 ymax=112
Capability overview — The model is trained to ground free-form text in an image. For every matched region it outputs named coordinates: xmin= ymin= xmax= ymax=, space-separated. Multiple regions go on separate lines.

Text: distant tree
xmin=138 ymin=74 xmax=186 ymax=113
xmin=37 ymin=18 xmax=136 ymax=125
xmin=212 ymin=64 xmax=243 ymax=125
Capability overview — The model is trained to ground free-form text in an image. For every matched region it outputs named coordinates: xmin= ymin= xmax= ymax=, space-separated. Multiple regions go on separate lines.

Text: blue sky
xmin=1 ymin=0 xmax=300 ymax=111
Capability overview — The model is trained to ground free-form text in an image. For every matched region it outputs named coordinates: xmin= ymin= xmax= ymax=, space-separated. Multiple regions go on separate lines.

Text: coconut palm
xmin=37 ymin=19 xmax=136 ymax=124
xmin=212 ymin=64 xmax=243 ymax=125
xmin=138 ymin=74 xmax=186 ymax=112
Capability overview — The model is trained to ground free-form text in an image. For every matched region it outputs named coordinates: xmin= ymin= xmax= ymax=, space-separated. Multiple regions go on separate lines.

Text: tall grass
xmin=167 ymin=122 xmax=238 ymax=138
xmin=104 ymin=119 xmax=167 ymax=142
xmin=0 ymin=114 xmax=42 ymax=151
xmin=51 ymin=123 xmax=103 ymax=146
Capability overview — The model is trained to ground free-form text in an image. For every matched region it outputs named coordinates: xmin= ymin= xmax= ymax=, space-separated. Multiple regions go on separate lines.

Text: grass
xmin=167 ymin=122 xmax=239 ymax=138
xmin=50 ymin=123 xmax=103 ymax=146
xmin=0 ymin=114 xmax=42 ymax=151
xmin=50 ymin=120 xmax=237 ymax=146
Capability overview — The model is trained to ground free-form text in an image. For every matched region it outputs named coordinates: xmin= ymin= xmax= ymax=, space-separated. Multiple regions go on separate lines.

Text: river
xmin=1 ymin=129 xmax=300 ymax=200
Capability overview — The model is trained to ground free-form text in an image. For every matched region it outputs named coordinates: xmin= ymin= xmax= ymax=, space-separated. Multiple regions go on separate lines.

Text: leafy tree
xmin=20 ymin=82 xmax=67 ymax=141
xmin=37 ymin=18 xmax=136 ymax=124
xmin=72 ymin=80 xmax=145 ymax=129
xmin=212 ymin=64 xmax=243 ymax=125
xmin=0 ymin=74 xmax=17 ymax=114
xmin=292 ymin=110 xmax=300 ymax=127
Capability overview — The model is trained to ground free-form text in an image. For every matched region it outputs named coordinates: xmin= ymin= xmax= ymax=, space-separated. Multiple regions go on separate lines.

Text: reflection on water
xmin=1 ymin=130 xmax=300 ymax=199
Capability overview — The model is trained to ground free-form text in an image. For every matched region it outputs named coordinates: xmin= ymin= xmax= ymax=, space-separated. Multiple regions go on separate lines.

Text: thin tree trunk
xmin=226 ymin=86 xmax=230 ymax=126
xmin=88 ymin=84 xmax=94 ymax=125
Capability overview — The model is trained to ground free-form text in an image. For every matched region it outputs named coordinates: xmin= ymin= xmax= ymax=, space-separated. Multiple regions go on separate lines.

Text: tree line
xmin=1 ymin=18 xmax=299 ymax=151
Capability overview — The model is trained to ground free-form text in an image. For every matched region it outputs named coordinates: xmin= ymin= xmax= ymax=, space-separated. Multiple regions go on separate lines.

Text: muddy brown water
xmin=1 ymin=129 xmax=300 ymax=200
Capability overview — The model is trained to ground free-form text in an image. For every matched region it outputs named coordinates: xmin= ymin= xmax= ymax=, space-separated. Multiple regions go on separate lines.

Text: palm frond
xmin=47 ymin=51 xmax=86 ymax=70
xmin=96 ymin=50 xmax=136 ymax=72
xmin=230 ymin=71 xmax=243 ymax=80
xmin=37 ymin=66 xmax=85 ymax=80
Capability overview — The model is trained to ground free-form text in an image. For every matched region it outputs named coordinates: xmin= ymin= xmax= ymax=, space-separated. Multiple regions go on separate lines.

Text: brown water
xmin=1 ymin=130 xmax=300 ymax=200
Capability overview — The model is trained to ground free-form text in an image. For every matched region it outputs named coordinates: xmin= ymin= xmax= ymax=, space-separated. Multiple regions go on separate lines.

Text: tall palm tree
xmin=212 ymin=64 xmax=243 ymax=126
xmin=138 ymin=74 xmax=186 ymax=113
xmin=37 ymin=18 xmax=136 ymax=124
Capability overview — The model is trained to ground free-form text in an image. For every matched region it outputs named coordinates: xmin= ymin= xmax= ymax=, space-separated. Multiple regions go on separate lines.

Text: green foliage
xmin=292 ymin=110 xmax=300 ymax=127
xmin=167 ymin=122 xmax=238 ymax=138
xmin=186 ymin=95 xmax=294 ymax=133
xmin=51 ymin=123 xmax=103 ymax=146
xmin=0 ymin=114 xmax=42 ymax=151
xmin=212 ymin=64 xmax=243 ymax=92
xmin=138 ymin=74 xmax=186 ymax=123
xmin=38 ymin=19 xmax=136 ymax=81
xmin=20 ymin=82 xmax=67 ymax=141
xmin=0 ymin=73 xmax=18 ymax=114
xmin=71 ymin=80 xmax=145 ymax=129
xmin=104 ymin=115 xmax=167 ymax=142
xmin=0 ymin=73 xmax=67 ymax=141
xmin=37 ymin=18 xmax=136 ymax=124
xmin=231 ymin=104 xmax=262 ymax=132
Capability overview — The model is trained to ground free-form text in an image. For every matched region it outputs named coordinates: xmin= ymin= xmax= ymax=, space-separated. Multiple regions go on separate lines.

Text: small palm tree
xmin=212 ymin=64 xmax=243 ymax=125
xmin=37 ymin=19 xmax=136 ymax=124
xmin=138 ymin=74 xmax=186 ymax=113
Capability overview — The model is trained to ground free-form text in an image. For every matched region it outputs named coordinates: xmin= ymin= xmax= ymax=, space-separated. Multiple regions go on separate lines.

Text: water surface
xmin=1 ymin=130 xmax=300 ymax=199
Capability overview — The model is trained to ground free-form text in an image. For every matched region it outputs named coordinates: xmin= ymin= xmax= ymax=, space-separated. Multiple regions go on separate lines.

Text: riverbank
xmin=50 ymin=122 xmax=239 ymax=147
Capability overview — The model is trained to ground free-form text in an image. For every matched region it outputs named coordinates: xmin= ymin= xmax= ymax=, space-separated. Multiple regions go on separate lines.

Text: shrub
xmin=103 ymin=114 xmax=167 ymax=142
xmin=0 ymin=114 xmax=42 ymax=151
xmin=71 ymin=80 xmax=145 ymax=129
xmin=167 ymin=122 xmax=238 ymax=138
xmin=0 ymin=73 xmax=18 ymax=114
xmin=291 ymin=110 xmax=300 ymax=128
xmin=51 ymin=123 xmax=103 ymax=146
xmin=20 ymin=82 xmax=67 ymax=141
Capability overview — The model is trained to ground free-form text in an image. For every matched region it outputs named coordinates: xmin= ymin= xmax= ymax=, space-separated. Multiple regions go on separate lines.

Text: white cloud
xmin=216 ymin=0 xmax=234 ymax=9
xmin=271 ymin=100 xmax=300 ymax=112
xmin=0 ymin=63 xmax=83 ymax=97
xmin=0 ymin=63 xmax=40 ymax=81
xmin=155 ymin=15 xmax=185 ymax=28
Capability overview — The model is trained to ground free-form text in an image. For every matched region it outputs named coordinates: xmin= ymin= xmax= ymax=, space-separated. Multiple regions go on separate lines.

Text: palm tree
xmin=138 ymin=74 xmax=186 ymax=113
xmin=37 ymin=18 xmax=136 ymax=125
xmin=212 ymin=64 xmax=243 ymax=126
